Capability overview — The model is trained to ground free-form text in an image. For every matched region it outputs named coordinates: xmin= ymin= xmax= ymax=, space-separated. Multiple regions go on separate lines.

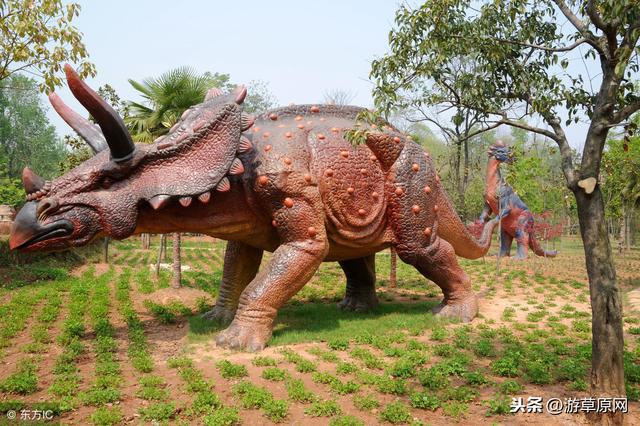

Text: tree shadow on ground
xmin=188 ymin=300 xmax=441 ymax=346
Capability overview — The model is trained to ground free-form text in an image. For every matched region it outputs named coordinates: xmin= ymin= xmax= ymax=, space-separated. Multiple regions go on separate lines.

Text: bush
xmin=305 ymin=399 xmax=342 ymax=417
xmin=203 ymin=407 xmax=241 ymax=426
xmin=216 ymin=360 xmax=248 ymax=379
xmin=410 ymin=391 xmax=440 ymax=410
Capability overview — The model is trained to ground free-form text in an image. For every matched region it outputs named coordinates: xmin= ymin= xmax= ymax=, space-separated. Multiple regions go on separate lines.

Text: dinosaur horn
xmin=64 ymin=64 xmax=135 ymax=162
xmin=48 ymin=92 xmax=107 ymax=154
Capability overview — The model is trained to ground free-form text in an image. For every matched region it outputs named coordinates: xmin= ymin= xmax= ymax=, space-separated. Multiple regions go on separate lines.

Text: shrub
xmin=410 ymin=391 xmax=440 ymax=410
xmin=353 ymin=393 xmax=380 ymax=411
xmin=216 ymin=360 xmax=248 ymax=379
xmin=203 ymin=407 xmax=241 ymax=426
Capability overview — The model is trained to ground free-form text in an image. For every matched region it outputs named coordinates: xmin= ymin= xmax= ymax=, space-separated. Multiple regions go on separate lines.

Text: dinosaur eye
xmin=101 ymin=177 xmax=113 ymax=189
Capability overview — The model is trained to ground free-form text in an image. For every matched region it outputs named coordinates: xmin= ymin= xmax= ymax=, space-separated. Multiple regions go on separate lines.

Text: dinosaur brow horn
xmin=64 ymin=64 xmax=135 ymax=162
xmin=48 ymin=92 xmax=107 ymax=154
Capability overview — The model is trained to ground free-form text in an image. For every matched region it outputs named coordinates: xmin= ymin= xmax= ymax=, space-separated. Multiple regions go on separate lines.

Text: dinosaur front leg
xmin=514 ymin=228 xmax=530 ymax=259
xmin=216 ymin=201 xmax=328 ymax=351
xmin=397 ymin=236 xmax=478 ymax=322
xmin=202 ymin=241 xmax=263 ymax=323
xmin=338 ymin=254 xmax=379 ymax=312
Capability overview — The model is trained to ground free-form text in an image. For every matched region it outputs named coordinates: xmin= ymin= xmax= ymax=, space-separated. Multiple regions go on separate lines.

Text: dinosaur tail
xmin=528 ymin=232 xmax=558 ymax=258
xmin=436 ymin=187 xmax=499 ymax=259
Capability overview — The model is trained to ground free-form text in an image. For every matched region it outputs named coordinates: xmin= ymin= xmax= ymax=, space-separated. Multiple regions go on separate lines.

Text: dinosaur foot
xmin=215 ymin=319 xmax=272 ymax=352
xmin=201 ymin=305 xmax=236 ymax=324
xmin=431 ymin=293 xmax=479 ymax=323
xmin=337 ymin=291 xmax=379 ymax=312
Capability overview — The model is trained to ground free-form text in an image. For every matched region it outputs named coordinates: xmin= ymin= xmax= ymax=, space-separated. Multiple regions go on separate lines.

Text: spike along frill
xmin=144 ymin=86 xmax=255 ymax=210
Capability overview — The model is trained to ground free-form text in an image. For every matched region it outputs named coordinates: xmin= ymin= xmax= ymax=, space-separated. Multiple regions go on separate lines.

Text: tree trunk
xmin=103 ymin=237 xmax=110 ymax=264
xmin=575 ymin=188 xmax=625 ymax=425
xmin=141 ymin=233 xmax=150 ymax=250
xmin=172 ymin=232 xmax=181 ymax=289
xmin=389 ymin=247 xmax=397 ymax=288
xmin=155 ymin=234 xmax=166 ymax=277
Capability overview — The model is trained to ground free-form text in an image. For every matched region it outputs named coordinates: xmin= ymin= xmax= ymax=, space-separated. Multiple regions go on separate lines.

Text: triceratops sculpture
xmin=10 ymin=64 xmax=498 ymax=351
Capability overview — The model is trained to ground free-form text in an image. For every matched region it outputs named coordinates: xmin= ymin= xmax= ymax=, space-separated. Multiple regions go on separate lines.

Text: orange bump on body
xmin=331 ymin=127 xmax=339 ymax=133
xmin=264 ymin=144 xmax=272 ymax=152
xmin=412 ymin=163 xmax=420 ymax=172
xmin=283 ymin=157 xmax=292 ymax=165
xmin=371 ymin=123 xmax=377 ymax=129
xmin=253 ymin=127 xmax=260 ymax=133
xmin=325 ymin=168 xmax=334 ymax=177
xmin=347 ymin=187 xmax=355 ymax=195
xmin=372 ymin=192 xmax=379 ymax=199
xmin=303 ymin=174 xmax=312 ymax=183
xmin=358 ymin=209 xmax=366 ymax=216
xmin=310 ymin=105 xmax=320 ymax=113
xmin=320 ymin=117 xmax=326 ymax=121
xmin=295 ymin=115 xmax=303 ymax=121
xmin=284 ymin=198 xmax=294 ymax=208
xmin=285 ymin=132 xmax=292 ymax=139
xmin=433 ymin=204 xmax=439 ymax=213
xmin=297 ymin=124 xmax=305 ymax=129
xmin=258 ymin=176 xmax=269 ymax=186
xmin=393 ymin=136 xmax=401 ymax=143
xmin=263 ymin=132 xmax=271 ymax=138
xmin=340 ymin=150 xmax=349 ymax=158
xmin=269 ymin=113 xmax=278 ymax=120
xmin=423 ymin=227 xmax=432 ymax=237
xmin=360 ymin=168 xmax=367 ymax=175
xmin=395 ymin=187 xmax=403 ymax=196
xmin=369 ymin=155 xmax=377 ymax=161
xmin=412 ymin=205 xmax=421 ymax=214
xmin=308 ymin=227 xmax=317 ymax=238
xmin=317 ymin=133 xmax=326 ymax=140
xmin=424 ymin=185 xmax=431 ymax=194
xmin=272 ymin=219 xmax=277 ymax=227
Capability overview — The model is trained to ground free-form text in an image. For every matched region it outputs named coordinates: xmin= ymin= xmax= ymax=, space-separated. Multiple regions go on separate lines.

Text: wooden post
xmin=389 ymin=247 xmax=397 ymax=288
xmin=103 ymin=237 xmax=110 ymax=264
xmin=155 ymin=234 xmax=166 ymax=278
xmin=172 ymin=232 xmax=182 ymax=288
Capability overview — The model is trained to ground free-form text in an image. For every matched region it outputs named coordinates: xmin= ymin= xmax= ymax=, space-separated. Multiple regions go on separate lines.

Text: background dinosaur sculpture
xmin=479 ymin=142 xmax=557 ymax=259
xmin=10 ymin=65 xmax=498 ymax=351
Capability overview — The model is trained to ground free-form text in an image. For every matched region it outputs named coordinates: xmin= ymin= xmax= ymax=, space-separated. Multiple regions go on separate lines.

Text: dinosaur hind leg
xmin=397 ymin=237 xmax=478 ymax=322
xmin=338 ymin=254 xmax=379 ymax=312
xmin=499 ymin=229 xmax=513 ymax=257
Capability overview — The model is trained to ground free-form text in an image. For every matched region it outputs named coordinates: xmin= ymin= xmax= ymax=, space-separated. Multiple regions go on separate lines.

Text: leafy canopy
xmin=0 ymin=0 xmax=95 ymax=91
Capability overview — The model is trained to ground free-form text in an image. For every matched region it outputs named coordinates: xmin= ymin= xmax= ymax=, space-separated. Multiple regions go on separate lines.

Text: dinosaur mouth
xmin=9 ymin=201 xmax=75 ymax=250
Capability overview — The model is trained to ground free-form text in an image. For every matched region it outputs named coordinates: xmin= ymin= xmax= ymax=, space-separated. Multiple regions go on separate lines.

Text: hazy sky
xmin=46 ymin=0 xmax=589 ymax=148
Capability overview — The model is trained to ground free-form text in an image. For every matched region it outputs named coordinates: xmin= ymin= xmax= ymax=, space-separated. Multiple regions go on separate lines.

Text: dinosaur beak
xmin=9 ymin=202 xmax=73 ymax=250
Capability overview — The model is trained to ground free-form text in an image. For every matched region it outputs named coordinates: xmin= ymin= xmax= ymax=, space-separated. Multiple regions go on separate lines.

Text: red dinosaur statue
xmin=479 ymin=142 xmax=557 ymax=259
xmin=10 ymin=65 xmax=498 ymax=351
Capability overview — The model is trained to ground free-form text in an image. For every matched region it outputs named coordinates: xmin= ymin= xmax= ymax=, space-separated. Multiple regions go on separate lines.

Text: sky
xmin=46 ymin=0 xmax=590 ymax=148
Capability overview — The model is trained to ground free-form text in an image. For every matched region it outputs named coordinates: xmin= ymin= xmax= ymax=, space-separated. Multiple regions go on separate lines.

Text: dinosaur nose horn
xmin=22 ymin=167 xmax=45 ymax=194
xmin=64 ymin=64 xmax=135 ymax=162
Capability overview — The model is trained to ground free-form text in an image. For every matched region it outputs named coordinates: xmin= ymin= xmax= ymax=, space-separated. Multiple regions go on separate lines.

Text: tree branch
xmin=612 ymin=100 xmax=640 ymax=124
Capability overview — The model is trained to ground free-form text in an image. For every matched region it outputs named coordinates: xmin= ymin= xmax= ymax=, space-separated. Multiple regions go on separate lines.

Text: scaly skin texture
xmin=10 ymin=73 xmax=499 ymax=351
xmin=479 ymin=143 xmax=557 ymax=259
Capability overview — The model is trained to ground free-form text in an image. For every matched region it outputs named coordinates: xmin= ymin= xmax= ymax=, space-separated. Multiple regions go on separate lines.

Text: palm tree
xmin=126 ymin=67 xmax=231 ymax=285
xmin=125 ymin=67 xmax=232 ymax=143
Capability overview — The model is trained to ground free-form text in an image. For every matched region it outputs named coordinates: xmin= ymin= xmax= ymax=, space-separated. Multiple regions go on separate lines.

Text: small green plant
xmin=430 ymin=325 xmax=448 ymax=341
xmin=203 ymin=407 xmax=241 ymax=426
xmin=464 ymin=370 xmax=490 ymax=386
xmin=264 ymin=399 xmax=289 ymax=423
xmin=498 ymin=379 xmax=523 ymax=394
xmin=418 ymin=367 xmax=450 ymax=389
xmin=330 ymin=415 xmax=366 ymax=426
xmin=484 ymin=394 xmax=512 ymax=416
xmin=216 ymin=360 xmax=248 ymax=378
xmin=410 ymin=391 xmax=441 ymax=410
xmin=90 ymin=406 xmax=123 ymax=425
xmin=305 ymin=399 xmax=342 ymax=417
xmin=138 ymin=402 xmax=176 ymax=422
xmin=379 ymin=401 xmax=412 ymax=424
xmin=328 ymin=338 xmax=350 ymax=351
xmin=442 ymin=400 xmax=468 ymax=419
xmin=474 ymin=338 xmax=496 ymax=357
xmin=252 ymin=355 xmax=278 ymax=367
xmin=353 ymin=393 xmax=380 ymax=411
xmin=261 ymin=367 xmax=287 ymax=381
xmin=285 ymin=377 xmax=317 ymax=403
xmin=336 ymin=362 xmax=358 ymax=375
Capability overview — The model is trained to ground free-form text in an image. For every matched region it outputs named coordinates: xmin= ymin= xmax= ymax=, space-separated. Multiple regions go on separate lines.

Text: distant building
xmin=0 ymin=205 xmax=15 ymax=235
